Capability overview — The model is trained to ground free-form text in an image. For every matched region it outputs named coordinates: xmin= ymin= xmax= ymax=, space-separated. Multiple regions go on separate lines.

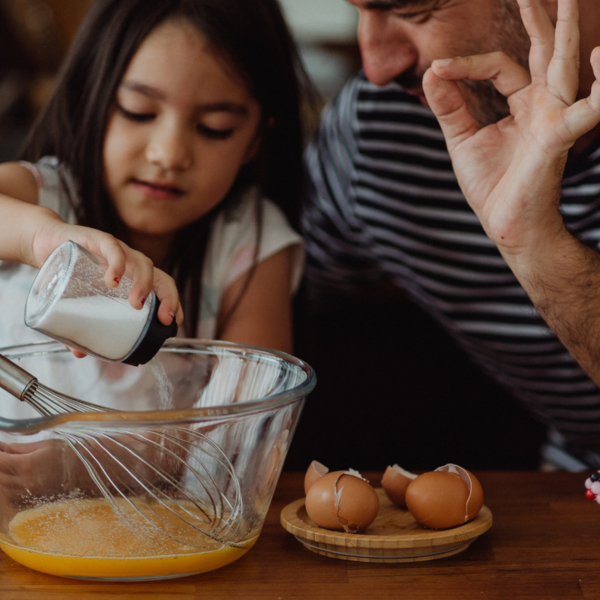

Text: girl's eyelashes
xmin=117 ymin=105 xmax=234 ymax=140
xmin=118 ymin=105 xmax=155 ymax=122
xmin=197 ymin=125 xmax=234 ymax=140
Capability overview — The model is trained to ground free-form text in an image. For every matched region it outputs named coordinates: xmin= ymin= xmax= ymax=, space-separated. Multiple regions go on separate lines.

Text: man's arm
xmin=423 ymin=0 xmax=600 ymax=385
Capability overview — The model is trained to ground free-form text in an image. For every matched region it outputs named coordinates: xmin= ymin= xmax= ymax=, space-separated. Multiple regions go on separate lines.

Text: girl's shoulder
xmin=18 ymin=156 xmax=77 ymax=223
xmin=0 ymin=161 xmax=39 ymax=204
xmin=204 ymin=187 xmax=304 ymax=292
xmin=214 ymin=187 xmax=302 ymax=252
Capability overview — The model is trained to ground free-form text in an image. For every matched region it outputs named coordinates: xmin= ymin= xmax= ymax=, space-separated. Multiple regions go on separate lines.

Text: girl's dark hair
xmin=20 ymin=0 xmax=317 ymax=336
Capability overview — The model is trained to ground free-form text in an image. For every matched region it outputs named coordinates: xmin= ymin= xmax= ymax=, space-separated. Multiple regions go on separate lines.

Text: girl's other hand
xmin=31 ymin=219 xmax=184 ymax=328
xmin=0 ymin=439 xmax=97 ymax=503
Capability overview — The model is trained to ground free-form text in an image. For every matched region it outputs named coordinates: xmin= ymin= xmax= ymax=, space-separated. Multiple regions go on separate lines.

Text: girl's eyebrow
xmin=120 ymin=81 xmax=249 ymax=115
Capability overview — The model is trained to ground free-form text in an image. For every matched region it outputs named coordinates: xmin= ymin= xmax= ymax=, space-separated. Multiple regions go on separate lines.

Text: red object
xmin=586 ymin=489 xmax=596 ymax=500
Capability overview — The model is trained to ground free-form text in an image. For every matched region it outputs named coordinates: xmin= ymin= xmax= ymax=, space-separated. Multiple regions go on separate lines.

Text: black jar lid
xmin=123 ymin=298 xmax=177 ymax=366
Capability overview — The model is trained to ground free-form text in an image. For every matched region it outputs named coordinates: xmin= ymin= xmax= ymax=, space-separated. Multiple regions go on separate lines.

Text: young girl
xmin=0 ymin=0 xmax=312 ymax=363
xmin=0 ymin=0 xmax=315 ymax=429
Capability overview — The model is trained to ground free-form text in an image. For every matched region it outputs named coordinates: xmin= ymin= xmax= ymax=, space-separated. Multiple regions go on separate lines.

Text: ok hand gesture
xmin=423 ymin=0 xmax=600 ymax=259
xmin=423 ymin=0 xmax=600 ymax=386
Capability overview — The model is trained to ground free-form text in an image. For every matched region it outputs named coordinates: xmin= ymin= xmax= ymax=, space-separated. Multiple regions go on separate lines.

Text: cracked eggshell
xmin=304 ymin=460 xmax=329 ymax=494
xmin=381 ymin=464 xmax=418 ymax=507
xmin=305 ymin=470 xmax=380 ymax=533
xmin=436 ymin=464 xmax=484 ymax=521
xmin=405 ymin=464 xmax=484 ymax=529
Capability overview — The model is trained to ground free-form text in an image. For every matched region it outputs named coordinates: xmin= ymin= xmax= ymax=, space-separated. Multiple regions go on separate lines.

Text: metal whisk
xmin=0 ymin=352 xmax=244 ymax=549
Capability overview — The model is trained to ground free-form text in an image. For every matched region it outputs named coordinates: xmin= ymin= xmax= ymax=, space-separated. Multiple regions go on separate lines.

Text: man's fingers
xmin=516 ymin=0 xmax=556 ymax=84
xmin=547 ymin=0 xmax=580 ymax=105
xmin=563 ymin=47 xmax=600 ymax=140
xmin=423 ymin=68 xmax=481 ymax=151
xmin=432 ymin=52 xmax=531 ymax=97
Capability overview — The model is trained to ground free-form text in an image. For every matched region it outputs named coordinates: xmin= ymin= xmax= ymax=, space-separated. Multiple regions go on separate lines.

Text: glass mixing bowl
xmin=0 ymin=339 xmax=315 ymax=581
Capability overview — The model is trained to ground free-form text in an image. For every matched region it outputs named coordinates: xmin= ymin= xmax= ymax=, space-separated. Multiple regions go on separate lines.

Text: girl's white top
xmin=0 ymin=156 xmax=304 ymax=419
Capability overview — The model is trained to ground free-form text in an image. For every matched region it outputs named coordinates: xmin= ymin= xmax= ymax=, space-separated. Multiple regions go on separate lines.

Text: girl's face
xmin=103 ymin=18 xmax=262 ymax=261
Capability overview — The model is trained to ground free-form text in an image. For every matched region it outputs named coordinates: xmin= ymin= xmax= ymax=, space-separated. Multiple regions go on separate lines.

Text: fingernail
xmin=114 ymin=277 xmax=120 ymax=284
xmin=434 ymin=58 xmax=453 ymax=67
xmin=140 ymin=297 xmax=146 ymax=306
xmin=169 ymin=312 xmax=176 ymax=321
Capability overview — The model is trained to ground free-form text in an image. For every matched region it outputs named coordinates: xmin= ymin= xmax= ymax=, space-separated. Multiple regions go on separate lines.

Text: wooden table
xmin=1 ymin=471 xmax=599 ymax=599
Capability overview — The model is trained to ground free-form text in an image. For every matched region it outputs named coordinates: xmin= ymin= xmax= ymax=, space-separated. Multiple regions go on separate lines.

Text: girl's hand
xmin=30 ymin=214 xmax=184 ymax=329
xmin=0 ymin=439 xmax=93 ymax=503
xmin=422 ymin=0 xmax=600 ymax=259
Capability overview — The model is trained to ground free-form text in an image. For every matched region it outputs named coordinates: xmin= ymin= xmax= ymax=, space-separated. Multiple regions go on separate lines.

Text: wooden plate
xmin=280 ymin=489 xmax=492 ymax=563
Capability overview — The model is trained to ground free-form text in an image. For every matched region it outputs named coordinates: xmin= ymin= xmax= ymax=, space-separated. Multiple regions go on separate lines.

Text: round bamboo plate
xmin=280 ymin=488 xmax=492 ymax=563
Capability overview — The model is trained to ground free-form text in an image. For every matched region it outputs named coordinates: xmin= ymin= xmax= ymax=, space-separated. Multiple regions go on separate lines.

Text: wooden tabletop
xmin=2 ymin=471 xmax=599 ymax=599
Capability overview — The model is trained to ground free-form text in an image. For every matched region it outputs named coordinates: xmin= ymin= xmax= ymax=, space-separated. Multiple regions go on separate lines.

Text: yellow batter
xmin=0 ymin=497 xmax=256 ymax=579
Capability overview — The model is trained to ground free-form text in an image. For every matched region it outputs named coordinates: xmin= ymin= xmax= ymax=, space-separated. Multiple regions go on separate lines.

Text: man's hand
xmin=423 ymin=0 xmax=600 ymax=258
xmin=421 ymin=0 xmax=600 ymax=386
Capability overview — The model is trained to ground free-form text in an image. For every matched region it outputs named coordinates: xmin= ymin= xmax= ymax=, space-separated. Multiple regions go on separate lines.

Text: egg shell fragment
xmin=381 ymin=464 xmax=418 ymax=508
xmin=304 ymin=460 xmax=329 ymax=494
xmin=305 ymin=470 xmax=380 ymax=533
xmin=436 ymin=464 xmax=484 ymax=522
xmin=405 ymin=465 xmax=484 ymax=530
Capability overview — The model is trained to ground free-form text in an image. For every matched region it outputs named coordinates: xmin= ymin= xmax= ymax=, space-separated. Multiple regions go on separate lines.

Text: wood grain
xmin=281 ymin=488 xmax=492 ymax=562
xmin=1 ymin=471 xmax=599 ymax=599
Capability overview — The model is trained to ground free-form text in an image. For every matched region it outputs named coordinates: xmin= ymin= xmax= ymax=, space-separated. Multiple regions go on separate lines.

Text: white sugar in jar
xmin=25 ymin=241 xmax=176 ymax=365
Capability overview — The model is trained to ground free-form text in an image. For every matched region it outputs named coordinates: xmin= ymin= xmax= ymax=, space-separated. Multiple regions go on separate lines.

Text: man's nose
xmin=358 ymin=11 xmax=418 ymax=87
xmin=146 ymin=118 xmax=193 ymax=171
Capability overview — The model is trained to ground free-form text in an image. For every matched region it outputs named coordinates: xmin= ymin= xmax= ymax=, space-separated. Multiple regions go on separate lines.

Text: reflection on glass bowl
xmin=0 ymin=339 xmax=315 ymax=581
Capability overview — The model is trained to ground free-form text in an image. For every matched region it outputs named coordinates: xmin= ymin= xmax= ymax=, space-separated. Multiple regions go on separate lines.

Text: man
xmin=302 ymin=0 xmax=600 ymax=469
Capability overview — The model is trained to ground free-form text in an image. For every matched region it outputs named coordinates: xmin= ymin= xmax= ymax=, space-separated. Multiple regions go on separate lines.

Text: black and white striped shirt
xmin=303 ymin=73 xmax=600 ymax=469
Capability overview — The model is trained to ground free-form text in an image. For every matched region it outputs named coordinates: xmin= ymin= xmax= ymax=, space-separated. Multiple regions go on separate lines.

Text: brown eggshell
xmin=435 ymin=463 xmax=484 ymax=521
xmin=405 ymin=471 xmax=469 ymax=529
xmin=466 ymin=472 xmax=484 ymax=520
xmin=336 ymin=474 xmax=380 ymax=533
xmin=305 ymin=471 xmax=347 ymax=530
xmin=381 ymin=464 xmax=417 ymax=507
xmin=305 ymin=470 xmax=380 ymax=533
xmin=304 ymin=460 xmax=329 ymax=494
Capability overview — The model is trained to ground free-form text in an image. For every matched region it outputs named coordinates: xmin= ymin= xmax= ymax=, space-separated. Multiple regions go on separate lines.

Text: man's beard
xmin=462 ymin=0 xmax=531 ymax=126
xmin=395 ymin=0 xmax=531 ymax=126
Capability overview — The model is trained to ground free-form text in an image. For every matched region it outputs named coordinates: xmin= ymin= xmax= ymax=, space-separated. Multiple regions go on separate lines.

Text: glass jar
xmin=24 ymin=241 xmax=176 ymax=365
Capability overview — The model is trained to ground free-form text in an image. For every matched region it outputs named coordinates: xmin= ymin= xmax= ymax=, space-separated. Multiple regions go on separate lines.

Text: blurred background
xmin=0 ymin=0 xmax=546 ymax=472
xmin=0 ymin=0 xmax=360 ymax=161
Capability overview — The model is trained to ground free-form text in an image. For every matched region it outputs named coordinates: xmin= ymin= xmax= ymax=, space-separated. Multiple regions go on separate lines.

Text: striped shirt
xmin=303 ymin=73 xmax=600 ymax=469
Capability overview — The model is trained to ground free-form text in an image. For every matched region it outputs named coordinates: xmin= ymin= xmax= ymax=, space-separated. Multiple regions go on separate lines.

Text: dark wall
xmin=285 ymin=290 xmax=547 ymax=472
